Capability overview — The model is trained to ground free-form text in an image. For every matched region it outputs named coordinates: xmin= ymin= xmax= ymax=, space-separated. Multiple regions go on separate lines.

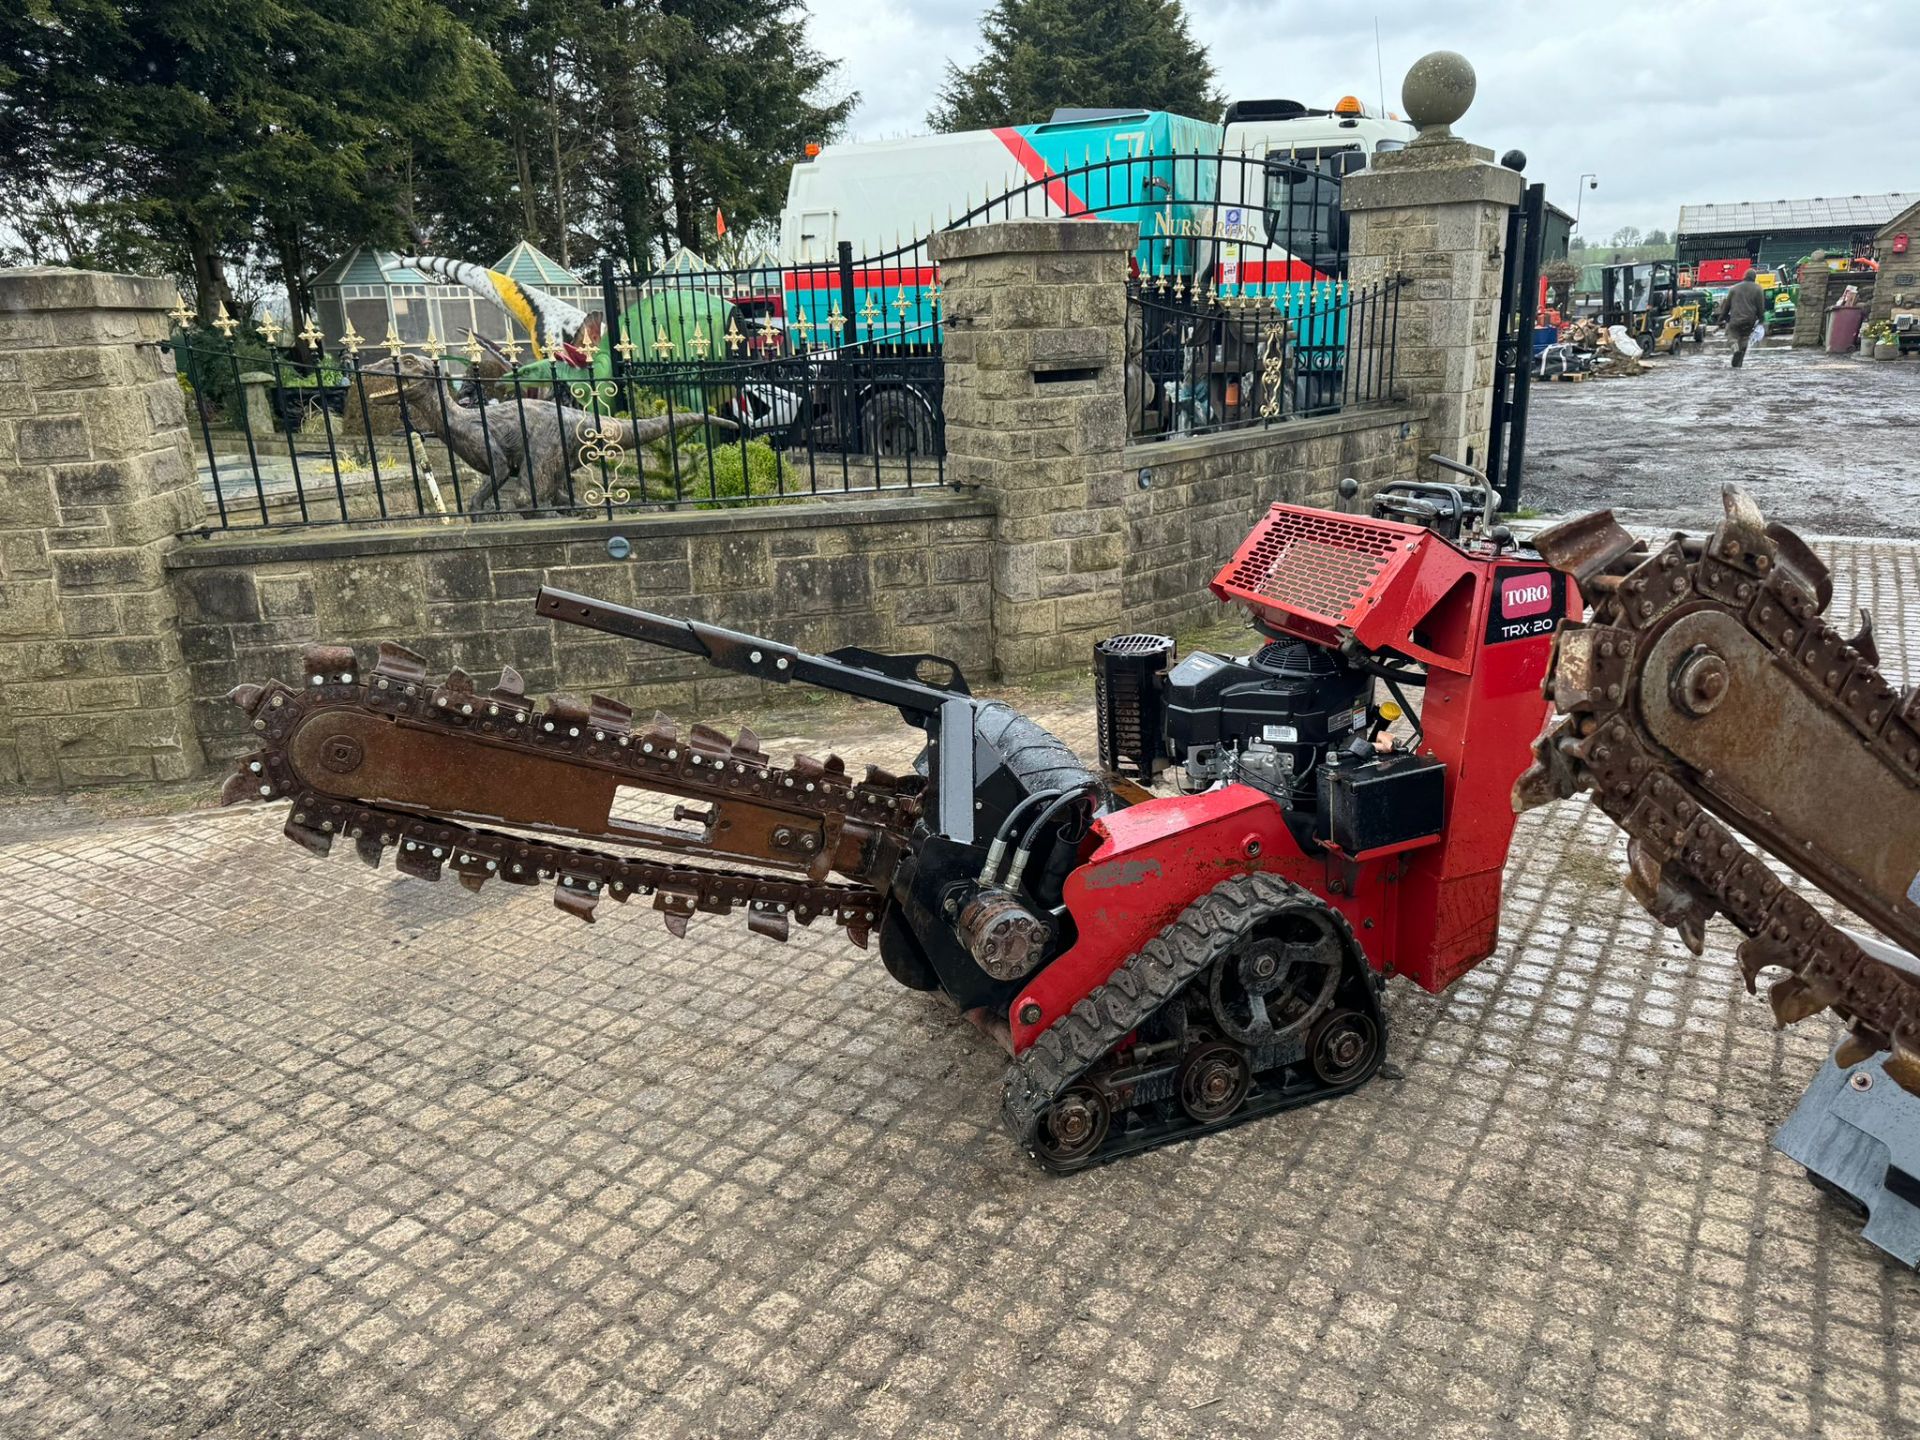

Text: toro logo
xmin=1501 ymin=574 xmax=1554 ymax=619
xmin=1484 ymin=566 xmax=1565 ymax=644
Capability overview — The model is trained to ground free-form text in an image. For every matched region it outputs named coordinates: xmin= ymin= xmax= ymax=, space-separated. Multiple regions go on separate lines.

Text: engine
xmin=1094 ymin=630 xmax=1444 ymax=855
xmin=1096 ymin=627 xmax=1374 ymax=784
xmin=1163 ymin=638 xmax=1373 ymax=797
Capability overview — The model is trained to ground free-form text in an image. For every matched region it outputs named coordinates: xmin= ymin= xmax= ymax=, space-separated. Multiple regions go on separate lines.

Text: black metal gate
xmin=1486 ymin=181 xmax=1546 ymax=512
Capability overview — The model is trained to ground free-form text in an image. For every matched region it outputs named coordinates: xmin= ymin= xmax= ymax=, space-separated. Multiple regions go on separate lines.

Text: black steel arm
xmin=534 ymin=586 xmax=959 ymax=720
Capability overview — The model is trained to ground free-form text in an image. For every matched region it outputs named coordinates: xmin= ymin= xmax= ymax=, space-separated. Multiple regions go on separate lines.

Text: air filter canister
xmin=1093 ymin=634 xmax=1175 ymax=777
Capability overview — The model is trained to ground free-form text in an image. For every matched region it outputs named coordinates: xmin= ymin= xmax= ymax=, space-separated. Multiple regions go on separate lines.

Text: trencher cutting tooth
xmin=687 ymin=721 xmax=734 ymax=758
xmin=489 ymin=664 xmax=527 ymax=702
xmin=302 ymin=644 xmax=355 ymax=685
xmin=220 ymin=765 xmax=264 ymax=806
xmin=394 ymin=838 xmax=445 ymax=880
xmin=731 ymin=724 xmax=765 ymax=763
xmin=587 ymin=695 xmax=633 ymax=738
xmin=553 ymin=876 xmax=600 ymax=922
xmin=541 ymin=692 xmax=590 ymax=732
xmin=1767 ymin=973 xmax=1831 ymax=1027
xmin=283 ymin=814 xmax=334 ymax=857
xmin=372 ymin=641 xmax=429 ymax=686
xmin=1836 ymin=1024 xmax=1890 ymax=1071
xmin=451 ymin=849 xmax=493 ymax=893
xmin=747 ymin=903 xmax=791 ymax=942
xmin=431 ymin=666 xmax=481 ymax=718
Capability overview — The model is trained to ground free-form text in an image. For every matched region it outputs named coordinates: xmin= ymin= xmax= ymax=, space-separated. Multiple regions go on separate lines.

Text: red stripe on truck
xmin=1231 ymin=258 xmax=1325 ymax=284
xmin=783 ymin=266 xmax=941 ymax=292
xmin=990 ymin=128 xmax=1090 ymax=217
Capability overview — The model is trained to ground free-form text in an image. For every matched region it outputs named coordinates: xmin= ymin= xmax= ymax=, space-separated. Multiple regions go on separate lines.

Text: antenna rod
xmin=1375 ymin=17 xmax=1387 ymax=115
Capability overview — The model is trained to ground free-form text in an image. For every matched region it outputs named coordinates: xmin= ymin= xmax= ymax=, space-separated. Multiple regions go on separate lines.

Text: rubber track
xmin=1001 ymin=871 xmax=1348 ymax=1152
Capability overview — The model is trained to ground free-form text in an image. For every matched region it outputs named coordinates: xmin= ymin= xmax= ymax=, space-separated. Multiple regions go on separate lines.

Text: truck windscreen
xmin=1262 ymin=145 xmax=1363 ymax=265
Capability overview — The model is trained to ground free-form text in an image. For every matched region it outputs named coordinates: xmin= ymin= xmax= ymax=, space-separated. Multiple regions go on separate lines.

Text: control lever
xmin=1425 ymin=453 xmax=1498 ymax=535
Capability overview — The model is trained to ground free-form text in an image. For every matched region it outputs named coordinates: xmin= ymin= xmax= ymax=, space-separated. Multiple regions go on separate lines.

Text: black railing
xmin=170 ymin=150 xmax=1374 ymax=530
xmin=168 ymin=333 xmax=942 ymax=533
xmin=610 ymin=150 xmax=1352 ymax=364
xmin=1126 ymin=272 xmax=1405 ymax=439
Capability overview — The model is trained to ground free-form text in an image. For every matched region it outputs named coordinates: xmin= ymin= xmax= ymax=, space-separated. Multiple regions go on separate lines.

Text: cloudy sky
xmin=809 ymin=0 xmax=1914 ymax=241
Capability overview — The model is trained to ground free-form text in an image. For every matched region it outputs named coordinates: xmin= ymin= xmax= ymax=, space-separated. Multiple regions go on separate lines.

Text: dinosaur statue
xmin=402 ymin=255 xmax=602 ymax=365
xmin=357 ymin=354 xmax=736 ymax=511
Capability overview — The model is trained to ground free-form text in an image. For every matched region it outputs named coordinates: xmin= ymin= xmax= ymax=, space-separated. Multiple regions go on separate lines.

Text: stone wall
xmin=0 ymin=268 xmax=207 ymax=787
xmin=931 ymin=220 xmax=1133 ymax=677
xmin=1121 ymin=406 xmax=1422 ymax=636
xmin=7 ymin=123 xmax=1517 ymax=796
xmin=1870 ymin=207 xmax=1918 ymax=325
xmin=167 ymin=499 xmax=993 ymax=764
xmin=1793 ymin=265 xmax=1881 ymax=347
xmin=1792 ymin=267 xmax=1833 ymax=347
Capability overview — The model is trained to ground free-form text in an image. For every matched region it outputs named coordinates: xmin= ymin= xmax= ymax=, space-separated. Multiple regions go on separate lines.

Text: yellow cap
xmin=1378 ymin=700 xmax=1403 ymax=722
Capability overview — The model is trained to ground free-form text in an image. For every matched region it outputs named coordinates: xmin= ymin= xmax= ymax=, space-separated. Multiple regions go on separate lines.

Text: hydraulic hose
xmin=977 ymin=789 xmax=1062 ymax=884
xmin=1006 ymin=783 xmax=1100 ymax=892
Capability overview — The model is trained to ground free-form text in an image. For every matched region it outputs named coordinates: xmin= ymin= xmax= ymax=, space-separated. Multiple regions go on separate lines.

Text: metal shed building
xmin=1675 ymin=193 xmax=1919 ymax=271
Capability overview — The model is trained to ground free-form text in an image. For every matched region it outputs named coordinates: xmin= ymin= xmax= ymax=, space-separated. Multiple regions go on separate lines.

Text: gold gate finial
xmin=168 ymin=293 xmax=194 ymax=327
xmin=211 ymin=302 xmax=239 ymax=339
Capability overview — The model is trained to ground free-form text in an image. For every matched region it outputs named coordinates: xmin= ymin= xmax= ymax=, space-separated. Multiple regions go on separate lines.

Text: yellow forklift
xmin=1599 ymin=260 xmax=1703 ymax=352
xmin=1652 ymin=290 xmax=1709 ymax=352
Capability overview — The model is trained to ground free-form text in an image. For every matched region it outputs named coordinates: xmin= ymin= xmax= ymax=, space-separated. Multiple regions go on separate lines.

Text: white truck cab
xmin=1221 ymin=96 xmax=1415 ymax=167
xmin=1206 ymin=97 xmax=1416 ymax=282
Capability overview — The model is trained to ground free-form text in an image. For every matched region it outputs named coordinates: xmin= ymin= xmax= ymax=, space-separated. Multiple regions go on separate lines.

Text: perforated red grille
xmin=1220 ymin=508 xmax=1408 ymax=626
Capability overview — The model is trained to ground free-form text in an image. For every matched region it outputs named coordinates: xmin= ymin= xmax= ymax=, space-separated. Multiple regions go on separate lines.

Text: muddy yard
xmin=1522 ymin=338 xmax=1919 ymax=537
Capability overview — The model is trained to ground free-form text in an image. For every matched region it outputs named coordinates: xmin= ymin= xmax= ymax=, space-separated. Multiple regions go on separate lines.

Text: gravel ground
xmin=1522 ymin=338 xmax=1920 ymax=538
xmin=3 ymin=544 xmax=1918 ymax=1440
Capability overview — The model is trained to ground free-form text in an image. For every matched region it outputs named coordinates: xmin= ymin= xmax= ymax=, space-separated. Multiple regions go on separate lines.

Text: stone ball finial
xmin=1402 ymin=51 xmax=1476 ymax=143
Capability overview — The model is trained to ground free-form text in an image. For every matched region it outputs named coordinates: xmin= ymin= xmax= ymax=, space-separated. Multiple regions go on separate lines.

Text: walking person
xmin=1716 ymin=264 xmax=1768 ymax=368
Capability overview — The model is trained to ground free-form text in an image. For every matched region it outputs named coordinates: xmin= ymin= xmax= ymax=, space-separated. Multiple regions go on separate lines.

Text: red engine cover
xmin=1009 ymin=504 xmax=1573 ymax=1054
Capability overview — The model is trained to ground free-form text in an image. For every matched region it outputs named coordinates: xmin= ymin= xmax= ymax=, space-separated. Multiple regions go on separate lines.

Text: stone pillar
xmin=237 ymin=370 xmax=277 ymax=436
xmin=1342 ymin=53 xmax=1522 ymax=485
xmin=0 ymin=268 xmax=207 ymax=789
xmin=930 ymin=219 xmax=1132 ymax=678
